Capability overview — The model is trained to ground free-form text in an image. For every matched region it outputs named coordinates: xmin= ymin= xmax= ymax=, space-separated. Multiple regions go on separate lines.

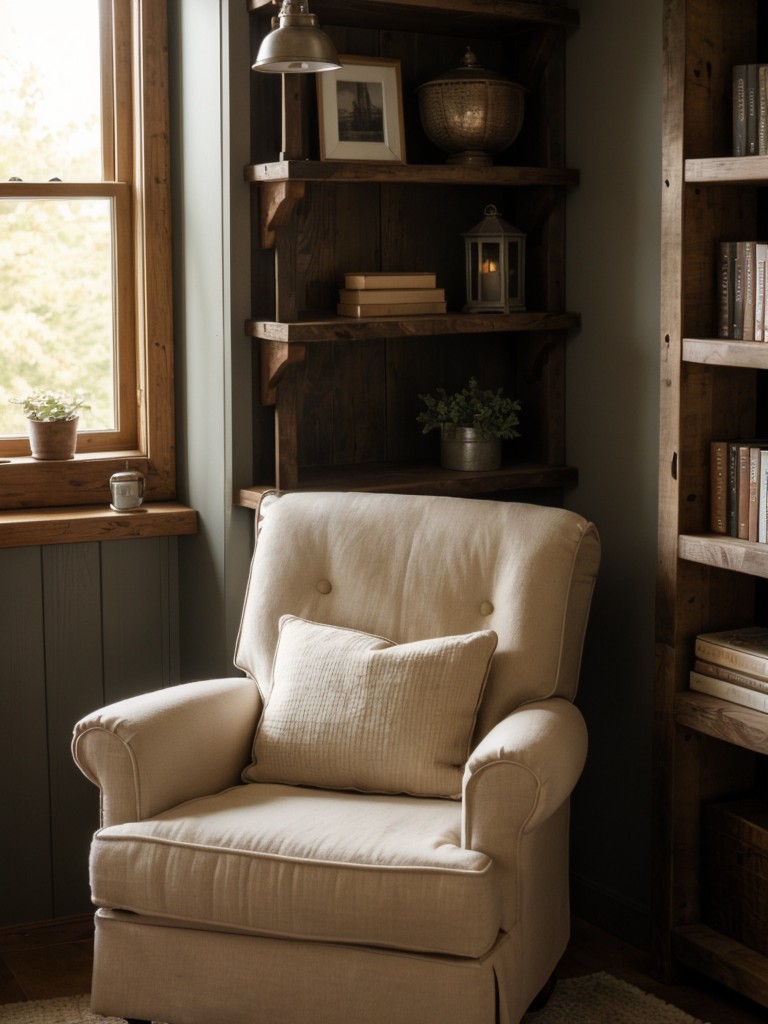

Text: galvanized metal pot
xmin=440 ymin=425 xmax=501 ymax=471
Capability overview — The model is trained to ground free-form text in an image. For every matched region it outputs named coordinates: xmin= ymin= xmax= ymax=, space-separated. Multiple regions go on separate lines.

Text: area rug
xmin=0 ymin=972 xmax=709 ymax=1023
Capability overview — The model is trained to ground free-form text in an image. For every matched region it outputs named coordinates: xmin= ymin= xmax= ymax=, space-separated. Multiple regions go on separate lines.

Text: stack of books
xmin=733 ymin=64 xmax=768 ymax=156
xmin=710 ymin=439 xmax=768 ymax=540
xmin=717 ymin=240 xmax=768 ymax=341
xmin=691 ymin=626 xmax=768 ymax=712
xmin=336 ymin=271 xmax=447 ymax=318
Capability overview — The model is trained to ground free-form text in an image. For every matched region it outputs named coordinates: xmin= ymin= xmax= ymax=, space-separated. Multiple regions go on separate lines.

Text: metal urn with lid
xmin=417 ymin=47 xmax=525 ymax=166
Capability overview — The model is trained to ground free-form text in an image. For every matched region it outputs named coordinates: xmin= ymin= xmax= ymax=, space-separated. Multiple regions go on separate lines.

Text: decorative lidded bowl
xmin=417 ymin=47 xmax=525 ymax=166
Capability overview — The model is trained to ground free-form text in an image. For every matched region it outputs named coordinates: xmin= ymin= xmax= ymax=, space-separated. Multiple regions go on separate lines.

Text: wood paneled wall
xmin=1 ymin=537 xmax=180 ymax=926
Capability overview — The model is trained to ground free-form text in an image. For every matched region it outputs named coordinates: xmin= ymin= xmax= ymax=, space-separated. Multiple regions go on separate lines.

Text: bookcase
xmin=656 ymin=0 xmax=768 ymax=1005
xmin=240 ymin=0 xmax=579 ymax=507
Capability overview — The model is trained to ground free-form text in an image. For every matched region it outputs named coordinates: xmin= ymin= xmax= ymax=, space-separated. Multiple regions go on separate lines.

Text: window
xmin=0 ymin=0 xmax=175 ymax=509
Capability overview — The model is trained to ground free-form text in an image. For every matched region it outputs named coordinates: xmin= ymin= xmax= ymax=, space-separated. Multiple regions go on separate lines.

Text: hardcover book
xmin=338 ymin=288 xmax=445 ymax=304
xmin=695 ymin=626 xmax=768 ymax=678
xmin=337 ymin=301 xmax=447 ymax=317
xmin=690 ymin=670 xmax=768 ymax=712
xmin=343 ymin=272 xmax=437 ymax=290
xmin=694 ymin=658 xmax=768 ymax=695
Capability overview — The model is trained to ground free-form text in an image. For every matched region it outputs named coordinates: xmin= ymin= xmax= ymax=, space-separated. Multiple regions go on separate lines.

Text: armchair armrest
xmin=462 ymin=698 xmax=588 ymax=856
xmin=73 ymin=677 xmax=262 ymax=827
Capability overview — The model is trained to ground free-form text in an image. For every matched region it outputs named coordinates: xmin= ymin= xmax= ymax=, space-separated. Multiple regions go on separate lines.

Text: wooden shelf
xmin=673 ymin=924 xmax=768 ymax=1008
xmin=247 ymin=161 xmax=579 ymax=188
xmin=678 ymin=534 xmax=768 ymax=579
xmin=675 ymin=691 xmax=768 ymax=755
xmin=0 ymin=502 xmax=198 ymax=549
xmin=238 ymin=460 xmax=577 ymax=508
xmin=247 ymin=0 xmax=579 ymax=33
xmin=247 ymin=311 xmax=580 ymax=344
xmin=683 ymin=337 xmax=768 ymax=368
xmin=685 ymin=155 xmax=768 ymax=184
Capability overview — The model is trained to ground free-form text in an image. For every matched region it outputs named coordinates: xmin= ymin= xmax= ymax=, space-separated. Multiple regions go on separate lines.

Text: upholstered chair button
xmin=480 ymin=600 xmax=494 ymax=616
xmin=316 ymin=579 xmax=332 ymax=594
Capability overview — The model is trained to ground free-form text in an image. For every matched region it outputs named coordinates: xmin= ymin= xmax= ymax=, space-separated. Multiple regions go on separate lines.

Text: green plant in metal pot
xmin=416 ymin=377 xmax=521 ymax=440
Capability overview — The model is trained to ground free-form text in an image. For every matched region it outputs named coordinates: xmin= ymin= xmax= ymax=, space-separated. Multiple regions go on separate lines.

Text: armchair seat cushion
xmin=90 ymin=782 xmax=499 ymax=958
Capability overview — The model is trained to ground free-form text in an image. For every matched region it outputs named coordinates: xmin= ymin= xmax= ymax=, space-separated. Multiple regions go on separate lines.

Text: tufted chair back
xmin=235 ymin=491 xmax=600 ymax=739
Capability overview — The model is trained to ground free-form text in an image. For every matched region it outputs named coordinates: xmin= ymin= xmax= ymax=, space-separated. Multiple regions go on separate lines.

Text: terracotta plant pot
xmin=28 ymin=417 xmax=79 ymax=460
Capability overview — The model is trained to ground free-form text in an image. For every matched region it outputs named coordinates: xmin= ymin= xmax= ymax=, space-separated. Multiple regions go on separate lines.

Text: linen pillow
xmin=242 ymin=615 xmax=497 ymax=799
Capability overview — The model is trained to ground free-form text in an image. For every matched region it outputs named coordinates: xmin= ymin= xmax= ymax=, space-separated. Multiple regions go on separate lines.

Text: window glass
xmin=0 ymin=198 xmax=115 ymax=435
xmin=0 ymin=1 xmax=102 ymax=183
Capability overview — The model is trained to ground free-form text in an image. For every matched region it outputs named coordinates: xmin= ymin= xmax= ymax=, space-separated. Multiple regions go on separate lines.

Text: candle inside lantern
xmin=479 ymin=243 xmax=502 ymax=302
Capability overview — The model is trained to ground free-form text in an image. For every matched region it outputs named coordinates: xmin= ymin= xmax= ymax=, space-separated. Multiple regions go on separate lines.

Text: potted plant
xmin=9 ymin=387 xmax=90 ymax=460
xmin=416 ymin=376 xmax=521 ymax=471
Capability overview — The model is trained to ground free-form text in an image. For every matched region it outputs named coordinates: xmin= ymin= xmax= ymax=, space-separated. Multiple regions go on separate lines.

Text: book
xmin=761 ymin=65 xmax=768 ymax=154
xmin=718 ymin=242 xmax=733 ymax=339
xmin=694 ymin=658 xmax=768 ymax=695
xmin=343 ymin=272 xmax=437 ymax=290
xmin=337 ymin=301 xmax=447 ymax=317
xmin=756 ymin=242 xmax=767 ymax=340
xmin=690 ymin=669 xmax=768 ymax=712
xmin=743 ymin=241 xmax=756 ymax=340
xmin=710 ymin=440 xmax=728 ymax=534
xmin=734 ymin=65 xmax=748 ymax=156
xmin=760 ymin=448 xmax=768 ymax=542
xmin=338 ymin=287 xmax=445 ymax=304
xmin=734 ymin=241 xmax=745 ymax=339
xmin=695 ymin=626 xmax=768 ymax=678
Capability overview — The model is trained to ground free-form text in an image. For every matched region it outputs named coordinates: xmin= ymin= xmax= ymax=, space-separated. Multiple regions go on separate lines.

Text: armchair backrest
xmin=235 ymin=492 xmax=599 ymax=739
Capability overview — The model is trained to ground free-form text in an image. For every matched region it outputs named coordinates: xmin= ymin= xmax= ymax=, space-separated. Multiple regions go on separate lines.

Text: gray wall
xmin=565 ymin=0 xmax=662 ymax=947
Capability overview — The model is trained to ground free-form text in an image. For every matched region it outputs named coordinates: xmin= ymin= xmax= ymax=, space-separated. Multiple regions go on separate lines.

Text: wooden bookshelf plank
xmin=678 ymin=534 xmax=768 ymax=579
xmin=683 ymin=338 xmax=768 ymax=369
xmin=247 ymin=311 xmax=580 ymax=344
xmin=246 ymin=161 xmax=579 ymax=188
xmin=237 ymin=462 xmax=577 ymax=508
xmin=685 ymin=156 xmax=768 ymax=184
xmin=247 ymin=0 xmax=579 ymax=32
xmin=0 ymin=503 xmax=197 ymax=549
xmin=674 ymin=691 xmax=768 ymax=754
xmin=673 ymin=923 xmax=768 ymax=1008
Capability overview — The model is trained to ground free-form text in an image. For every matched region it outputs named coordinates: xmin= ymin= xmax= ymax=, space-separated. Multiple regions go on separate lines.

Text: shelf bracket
xmin=260 ymin=339 xmax=306 ymax=406
xmin=259 ymin=180 xmax=306 ymax=249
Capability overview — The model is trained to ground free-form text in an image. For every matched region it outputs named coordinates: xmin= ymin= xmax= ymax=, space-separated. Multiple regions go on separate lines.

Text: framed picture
xmin=317 ymin=56 xmax=406 ymax=163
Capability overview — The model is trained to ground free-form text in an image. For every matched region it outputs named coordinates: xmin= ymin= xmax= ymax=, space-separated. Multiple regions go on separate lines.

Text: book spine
xmin=734 ymin=241 xmax=745 ymax=340
xmin=338 ymin=288 xmax=445 ymax=303
xmin=728 ymin=441 xmax=740 ymax=536
xmin=734 ymin=65 xmax=748 ymax=156
xmin=695 ymin=636 xmax=768 ymax=677
xmin=756 ymin=242 xmax=767 ymax=341
xmin=744 ymin=241 xmax=756 ymax=340
xmin=344 ymin=273 xmax=437 ymax=289
xmin=710 ymin=440 xmax=729 ymax=534
xmin=738 ymin=443 xmax=751 ymax=539
xmin=694 ymin=658 xmax=768 ymax=693
xmin=718 ymin=242 xmax=733 ymax=339
xmin=760 ymin=448 xmax=768 ymax=542
xmin=750 ymin=446 xmax=761 ymax=541
xmin=749 ymin=63 xmax=760 ymax=155
xmin=761 ymin=65 xmax=768 ymax=155
xmin=690 ymin=670 xmax=768 ymax=712
xmin=337 ymin=301 xmax=447 ymax=317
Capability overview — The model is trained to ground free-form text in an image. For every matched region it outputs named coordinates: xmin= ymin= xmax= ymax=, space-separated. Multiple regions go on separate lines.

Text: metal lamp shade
xmin=253 ymin=0 xmax=341 ymax=73
xmin=463 ymin=205 xmax=526 ymax=313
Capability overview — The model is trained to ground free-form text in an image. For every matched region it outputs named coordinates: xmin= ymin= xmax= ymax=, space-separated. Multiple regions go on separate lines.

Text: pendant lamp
xmin=253 ymin=0 xmax=341 ymax=74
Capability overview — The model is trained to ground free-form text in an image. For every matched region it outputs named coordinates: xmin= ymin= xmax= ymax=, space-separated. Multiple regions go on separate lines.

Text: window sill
xmin=0 ymin=502 xmax=198 ymax=549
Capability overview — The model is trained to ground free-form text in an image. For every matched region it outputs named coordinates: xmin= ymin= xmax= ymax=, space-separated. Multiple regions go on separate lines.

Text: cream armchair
xmin=73 ymin=491 xmax=599 ymax=1024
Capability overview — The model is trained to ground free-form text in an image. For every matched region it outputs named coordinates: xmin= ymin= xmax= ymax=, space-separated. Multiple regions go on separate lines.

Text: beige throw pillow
xmin=243 ymin=615 xmax=497 ymax=799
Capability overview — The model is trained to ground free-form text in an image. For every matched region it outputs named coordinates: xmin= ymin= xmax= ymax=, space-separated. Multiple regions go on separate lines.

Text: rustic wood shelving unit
xmin=655 ymin=0 xmax=768 ymax=1006
xmin=244 ymin=0 xmax=579 ymax=497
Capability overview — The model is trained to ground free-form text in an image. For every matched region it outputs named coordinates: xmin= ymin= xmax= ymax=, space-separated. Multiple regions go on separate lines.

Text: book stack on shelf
xmin=710 ymin=439 xmax=768 ymax=539
xmin=733 ymin=64 xmax=768 ymax=156
xmin=691 ymin=626 xmax=768 ymax=712
xmin=337 ymin=271 xmax=447 ymax=318
xmin=717 ymin=241 xmax=768 ymax=340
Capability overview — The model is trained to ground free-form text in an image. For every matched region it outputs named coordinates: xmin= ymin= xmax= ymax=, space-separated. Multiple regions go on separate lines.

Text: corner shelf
xmin=238 ymin=459 xmax=577 ymax=508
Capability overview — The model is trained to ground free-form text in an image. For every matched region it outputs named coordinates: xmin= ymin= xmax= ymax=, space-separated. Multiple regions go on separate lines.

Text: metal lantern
xmin=463 ymin=204 xmax=526 ymax=313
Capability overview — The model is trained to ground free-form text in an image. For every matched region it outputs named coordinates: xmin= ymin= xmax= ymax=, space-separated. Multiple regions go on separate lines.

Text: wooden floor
xmin=0 ymin=914 xmax=766 ymax=1021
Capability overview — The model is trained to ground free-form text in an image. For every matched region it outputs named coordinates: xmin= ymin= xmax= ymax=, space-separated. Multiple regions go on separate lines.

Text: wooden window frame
xmin=0 ymin=0 xmax=175 ymax=510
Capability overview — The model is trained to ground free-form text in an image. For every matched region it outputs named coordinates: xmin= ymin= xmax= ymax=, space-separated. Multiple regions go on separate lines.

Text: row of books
xmin=336 ymin=271 xmax=447 ymax=318
xmin=710 ymin=440 xmax=768 ymax=541
xmin=717 ymin=241 xmax=768 ymax=341
xmin=690 ymin=626 xmax=768 ymax=713
xmin=733 ymin=64 xmax=768 ymax=157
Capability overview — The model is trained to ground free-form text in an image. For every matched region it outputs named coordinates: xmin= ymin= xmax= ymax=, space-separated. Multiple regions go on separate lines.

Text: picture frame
xmin=317 ymin=56 xmax=406 ymax=163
